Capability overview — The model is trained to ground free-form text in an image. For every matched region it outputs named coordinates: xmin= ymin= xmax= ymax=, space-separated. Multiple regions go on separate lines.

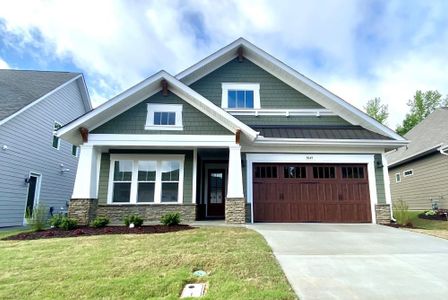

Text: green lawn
xmin=408 ymin=211 xmax=448 ymax=230
xmin=0 ymin=227 xmax=296 ymax=300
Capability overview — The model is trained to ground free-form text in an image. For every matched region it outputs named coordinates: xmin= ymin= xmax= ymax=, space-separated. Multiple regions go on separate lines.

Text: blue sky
xmin=0 ymin=0 xmax=447 ymax=128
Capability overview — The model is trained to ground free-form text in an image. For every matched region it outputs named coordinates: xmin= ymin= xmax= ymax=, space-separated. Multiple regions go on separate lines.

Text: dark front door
xmin=207 ymin=169 xmax=225 ymax=217
xmin=26 ymin=175 xmax=38 ymax=217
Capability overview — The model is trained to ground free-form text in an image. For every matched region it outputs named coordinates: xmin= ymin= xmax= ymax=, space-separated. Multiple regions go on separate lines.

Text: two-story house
xmin=57 ymin=38 xmax=407 ymax=225
xmin=0 ymin=70 xmax=91 ymax=227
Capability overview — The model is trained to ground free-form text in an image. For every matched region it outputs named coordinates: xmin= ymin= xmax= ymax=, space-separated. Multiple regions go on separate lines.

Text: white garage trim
xmin=245 ymin=153 xmax=378 ymax=224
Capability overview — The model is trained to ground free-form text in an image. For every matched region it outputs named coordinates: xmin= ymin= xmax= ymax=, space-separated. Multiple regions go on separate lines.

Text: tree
xmin=396 ymin=90 xmax=448 ymax=136
xmin=364 ymin=97 xmax=389 ymax=125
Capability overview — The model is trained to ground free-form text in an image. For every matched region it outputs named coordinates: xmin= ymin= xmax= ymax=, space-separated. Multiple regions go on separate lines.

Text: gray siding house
xmin=386 ymin=108 xmax=448 ymax=210
xmin=58 ymin=38 xmax=407 ymax=225
xmin=0 ymin=70 xmax=91 ymax=227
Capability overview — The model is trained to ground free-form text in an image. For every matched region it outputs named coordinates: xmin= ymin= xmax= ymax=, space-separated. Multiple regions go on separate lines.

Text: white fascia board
xmin=0 ymin=74 xmax=83 ymax=127
xmin=226 ymin=108 xmax=335 ymax=116
xmin=176 ymin=38 xmax=405 ymax=141
xmin=76 ymin=75 xmax=93 ymax=111
xmin=86 ymin=134 xmax=236 ymax=147
xmin=255 ymin=136 xmax=408 ymax=147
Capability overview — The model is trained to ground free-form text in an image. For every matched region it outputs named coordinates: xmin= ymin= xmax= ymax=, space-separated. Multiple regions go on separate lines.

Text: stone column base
xmin=225 ymin=198 xmax=246 ymax=224
xmin=375 ymin=204 xmax=391 ymax=224
xmin=68 ymin=198 xmax=98 ymax=226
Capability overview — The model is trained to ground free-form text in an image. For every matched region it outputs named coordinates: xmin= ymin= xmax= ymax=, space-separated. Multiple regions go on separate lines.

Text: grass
xmin=408 ymin=211 xmax=448 ymax=230
xmin=0 ymin=227 xmax=296 ymax=300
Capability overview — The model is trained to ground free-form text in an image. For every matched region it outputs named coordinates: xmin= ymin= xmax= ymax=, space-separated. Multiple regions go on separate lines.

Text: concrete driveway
xmin=249 ymin=224 xmax=448 ymax=300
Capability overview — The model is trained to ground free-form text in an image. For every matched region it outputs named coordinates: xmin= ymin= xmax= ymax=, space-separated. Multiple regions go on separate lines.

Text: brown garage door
xmin=253 ymin=163 xmax=371 ymax=223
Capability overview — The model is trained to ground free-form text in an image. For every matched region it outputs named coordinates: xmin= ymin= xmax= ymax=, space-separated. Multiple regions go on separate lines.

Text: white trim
xmin=71 ymin=144 xmax=80 ymax=157
xmin=403 ymin=169 xmax=414 ymax=177
xmin=175 ymin=38 xmax=405 ymax=141
xmin=23 ymin=172 xmax=42 ymax=224
xmin=245 ymin=153 xmax=378 ymax=224
xmin=86 ymin=134 xmax=236 ymax=148
xmin=381 ymin=153 xmax=392 ymax=206
xmin=226 ymin=108 xmax=335 ymax=116
xmin=0 ymin=75 xmax=87 ymax=127
xmin=52 ymin=121 xmax=62 ymax=150
xmin=395 ymin=172 xmax=401 ymax=183
xmin=107 ymin=154 xmax=185 ymax=204
xmin=221 ymin=83 xmax=260 ymax=109
xmin=145 ymin=103 xmax=183 ymax=131
xmin=192 ymin=148 xmax=197 ymax=204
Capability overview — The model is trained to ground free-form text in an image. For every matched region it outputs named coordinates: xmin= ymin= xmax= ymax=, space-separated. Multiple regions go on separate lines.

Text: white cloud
xmin=0 ymin=57 xmax=9 ymax=69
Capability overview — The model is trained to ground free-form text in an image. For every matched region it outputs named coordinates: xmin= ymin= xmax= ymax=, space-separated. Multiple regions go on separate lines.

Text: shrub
xmin=124 ymin=215 xmax=144 ymax=227
xmin=92 ymin=216 xmax=110 ymax=228
xmin=393 ymin=200 xmax=411 ymax=226
xmin=25 ymin=204 xmax=48 ymax=231
xmin=60 ymin=217 xmax=78 ymax=230
xmin=49 ymin=214 xmax=64 ymax=228
xmin=425 ymin=210 xmax=437 ymax=216
xmin=160 ymin=212 xmax=181 ymax=226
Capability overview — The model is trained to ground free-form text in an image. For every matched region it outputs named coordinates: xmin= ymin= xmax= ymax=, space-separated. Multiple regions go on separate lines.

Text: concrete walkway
xmin=249 ymin=223 xmax=448 ymax=300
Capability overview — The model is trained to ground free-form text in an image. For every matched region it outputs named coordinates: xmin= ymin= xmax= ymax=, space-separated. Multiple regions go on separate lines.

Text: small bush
xmin=92 ymin=216 xmax=110 ymax=228
xmin=425 ymin=210 xmax=437 ymax=216
xmin=60 ymin=217 xmax=78 ymax=230
xmin=393 ymin=200 xmax=410 ymax=226
xmin=49 ymin=214 xmax=64 ymax=228
xmin=124 ymin=215 xmax=144 ymax=227
xmin=25 ymin=204 xmax=48 ymax=231
xmin=160 ymin=212 xmax=181 ymax=226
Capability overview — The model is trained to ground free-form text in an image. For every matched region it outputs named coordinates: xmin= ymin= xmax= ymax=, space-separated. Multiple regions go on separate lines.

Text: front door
xmin=26 ymin=175 xmax=39 ymax=217
xmin=207 ymin=169 xmax=225 ymax=217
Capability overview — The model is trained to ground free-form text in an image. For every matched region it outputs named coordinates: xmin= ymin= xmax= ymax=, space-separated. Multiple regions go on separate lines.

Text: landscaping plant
xmin=92 ymin=216 xmax=110 ymax=228
xmin=49 ymin=214 xmax=64 ymax=228
xmin=160 ymin=212 xmax=181 ymax=226
xmin=25 ymin=204 xmax=48 ymax=231
xmin=393 ymin=200 xmax=411 ymax=226
xmin=124 ymin=215 xmax=144 ymax=227
xmin=60 ymin=217 xmax=78 ymax=230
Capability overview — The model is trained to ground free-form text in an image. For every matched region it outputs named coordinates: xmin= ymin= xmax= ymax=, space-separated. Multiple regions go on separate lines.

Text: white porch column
xmin=72 ymin=145 xmax=99 ymax=199
xmin=227 ymin=144 xmax=244 ymax=198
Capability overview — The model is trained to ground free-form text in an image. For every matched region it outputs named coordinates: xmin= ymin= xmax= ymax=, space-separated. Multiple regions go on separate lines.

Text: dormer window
xmin=221 ymin=83 xmax=260 ymax=109
xmin=145 ymin=104 xmax=183 ymax=130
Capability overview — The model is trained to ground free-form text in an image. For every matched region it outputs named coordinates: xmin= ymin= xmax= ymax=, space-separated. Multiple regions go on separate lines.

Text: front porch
xmin=68 ymin=135 xmax=249 ymax=225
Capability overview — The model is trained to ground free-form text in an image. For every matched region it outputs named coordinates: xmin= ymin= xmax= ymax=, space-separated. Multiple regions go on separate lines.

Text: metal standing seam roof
xmin=251 ymin=125 xmax=393 ymax=140
xmin=0 ymin=69 xmax=80 ymax=121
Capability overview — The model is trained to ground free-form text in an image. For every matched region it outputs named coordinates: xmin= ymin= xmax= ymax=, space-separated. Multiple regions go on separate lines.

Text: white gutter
xmin=439 ymin=145 xmax=448 ymax=156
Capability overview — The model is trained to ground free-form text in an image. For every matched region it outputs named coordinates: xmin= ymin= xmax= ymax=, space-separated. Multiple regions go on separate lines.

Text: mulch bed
xmin=2 ymin=225 xmax=195 ymax=241
xmin=383 ymin=223 xmax=414 ymax=228
xmin=418 ymin=211 xmax=448 ymax=221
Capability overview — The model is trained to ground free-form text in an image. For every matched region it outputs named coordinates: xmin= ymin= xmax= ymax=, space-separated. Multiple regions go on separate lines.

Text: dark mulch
xmin=2 ymin=225 xmax=195 ymax=241
xmin=383 ymin=222 xmax=414 ymax=229
xmin=418 ymin=211 xmax=448 ymax=221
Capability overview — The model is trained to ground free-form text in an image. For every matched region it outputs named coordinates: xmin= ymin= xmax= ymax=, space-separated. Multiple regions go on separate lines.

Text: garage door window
xmin=284 ymin=166 xmax=306 ymax=179
xmin=313 ymin=166 xmax=336 ymax=179
xmin=254 ymin=166 xmax=277 ymax=178
xmin=341 ymin=166 xmax=364 ymax=179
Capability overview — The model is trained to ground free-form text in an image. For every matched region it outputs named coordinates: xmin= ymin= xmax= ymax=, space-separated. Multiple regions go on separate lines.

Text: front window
xmin=145 ymin=104 xmax=183 ymax=130
xmin=109 ymin=155 xmax=184 ymax=204
xmin=222 ymin=83 xmax=260 ymax=109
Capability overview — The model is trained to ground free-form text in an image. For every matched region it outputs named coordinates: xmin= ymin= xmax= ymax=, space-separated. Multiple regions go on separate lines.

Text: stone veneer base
xmin=68 ymin=198 xmax=98 ymax=226
xmin=375 ymin=204 xmax=392 ymax=224
xmin=225 ymin=198 xmax=246 ymax=224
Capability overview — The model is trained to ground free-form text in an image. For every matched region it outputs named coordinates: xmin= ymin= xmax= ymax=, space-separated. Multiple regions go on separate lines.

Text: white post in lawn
xmin=72 ymin=145 xmax=99 ymax=199
xmin=227 ymin=144 xmax=244 ymax=198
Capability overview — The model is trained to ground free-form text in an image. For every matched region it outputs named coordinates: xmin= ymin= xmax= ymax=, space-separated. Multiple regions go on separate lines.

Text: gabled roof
xmin=386 ymin=108 xmax=448 ymax=167
xmin=176 ymin=38 xmax=405 ymax=142
xmin=57 ymin=71 xmax=258 ymax=145
xmin=0 ymin=70 xmax=91 ymax=125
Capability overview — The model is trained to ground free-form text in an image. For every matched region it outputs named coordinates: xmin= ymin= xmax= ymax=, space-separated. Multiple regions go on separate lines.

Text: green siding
xmin=374 ymin=154 xmax=386 ymax=204
xmin=97 ymin=150 xmax=193 ymax=204
xmin=190 ymin=58 xmax=323 ymax=109
xmin=235 ymin=115 xmax=350 ymax=126
xmin=92 ymin=92 xmax=231 ymax=135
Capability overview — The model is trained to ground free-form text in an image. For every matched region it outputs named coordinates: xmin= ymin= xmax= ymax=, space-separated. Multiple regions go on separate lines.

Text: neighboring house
xmin=57 ymin=38 xmax=407 ymax=225
xmin=0 ymin=70 xmax=91 ymax=227
xmin=386 ymin=108 xmax=448 ymax=210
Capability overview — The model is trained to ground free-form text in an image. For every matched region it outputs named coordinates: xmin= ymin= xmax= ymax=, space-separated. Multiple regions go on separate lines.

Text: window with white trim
xmin=395 ymin=173 xmax=401 ymax=183
xmin=71 ymin=145 xmax=79 ymax=157
xmin=145 ymin=104 xmax=183 ymax=130
xmin=221 ymin=83 xmax=260 ymax=109
xmin=403 ymin=169 xmax=413 ymax=177
xmin=108 ymin=155 xmax=184 ymax=204
xmin=52 ymin=122 xmax=62 ymax=149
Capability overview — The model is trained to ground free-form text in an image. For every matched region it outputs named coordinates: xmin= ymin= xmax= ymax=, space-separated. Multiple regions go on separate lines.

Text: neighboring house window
xmin=145 ymin=104 xmax=183 ymax=130
xmin=221 ymin=83 xmax=260 ymax=109
xmin=108 ymin=155 xmax=184 ymax=204
xmin=403 ymin=169 xmax=413 ymax=177
xmin=52 ymin=122 xmax=62 ymax=149
xmin=71 ymin=145 xmax=79 ymax=157
xmin=395 ymin=173 xmax=401 ymax=183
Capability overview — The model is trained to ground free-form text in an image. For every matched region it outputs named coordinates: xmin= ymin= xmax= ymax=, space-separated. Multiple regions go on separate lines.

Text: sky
xmin=0 ymin=0 xmax=447 ymax=129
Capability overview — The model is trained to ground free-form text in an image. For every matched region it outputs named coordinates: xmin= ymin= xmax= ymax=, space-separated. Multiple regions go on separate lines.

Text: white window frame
xmin=221 ymin=83 xmax=260 ymax=109
xmin=107 ymin=154 xmax=184 ymax=204
xmin=52 ymin=121 xmax=62 ymax=150
xmin=71 ymin=145 xmax=79 ymax=157
xmin=145 ymin=104 xmax=183 ymax=131
xmin=395 ymin=172 xmax=401 ymax=183
xmin=403 ymin=169 xmax=413 ymax=177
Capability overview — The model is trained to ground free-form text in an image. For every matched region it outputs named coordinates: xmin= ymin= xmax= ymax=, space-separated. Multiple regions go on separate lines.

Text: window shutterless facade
xmin=145 ymin=104 xmax=183 ymax=130
xmin=107 ymin=154 xmax=184 ymax=204
xmin=221 ymin=83 xmax=260 ymax=109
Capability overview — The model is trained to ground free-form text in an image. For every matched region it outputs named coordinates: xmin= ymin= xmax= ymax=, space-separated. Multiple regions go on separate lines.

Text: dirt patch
xmin=2 ymin=225 xmax=195 ymax=241
xmin=405 ymin=228 xmax=448 ymax=240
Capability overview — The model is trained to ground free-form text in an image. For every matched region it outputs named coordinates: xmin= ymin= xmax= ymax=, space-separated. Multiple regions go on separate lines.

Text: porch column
xmin=225 ymin=145 xmax=246 ymax=224
xmin=69 ymin=144 xmax=99 ymax=225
